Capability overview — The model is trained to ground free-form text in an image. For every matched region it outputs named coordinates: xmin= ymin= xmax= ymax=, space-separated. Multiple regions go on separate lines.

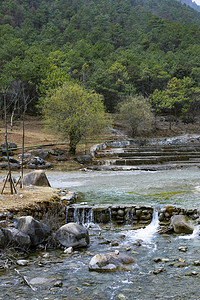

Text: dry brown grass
xmin=0 ymin=116 xmax=66 ymax=149
xmin=0 ymin=183 xmax=59 ymax=213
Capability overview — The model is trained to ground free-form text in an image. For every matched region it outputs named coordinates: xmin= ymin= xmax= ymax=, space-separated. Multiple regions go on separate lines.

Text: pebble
xmin=82 ymin=282 xmax=92 ymax=287
xmin=117 ymin=294 xmax=128 ymax=300
xmin=53 ymin=280 xmax=63 ymax=287
xmin=179 ymin=246 xmax=188 ymax=252
xmin=42 ymin=253 xmax=50 ymax=258
xmin=16 ymin=260 xmax=28 ymax=266
xmin=64 ymin=247 xmax=73 ymax=254
xmin=125 ymin=247 xmax=131 ymax=251
xmin=161 ymin=258 xmax=170 ymax=262
xmin=135 ymin=240 xmax=142 ymax=247
xmin=153 ymin=267 xmax=165 ymax=275
xmin=111 ymin=241 xmax=119 ymax=246
xmin=153 ymin=257 xmax=162 ymax=263
xmin=185 ymin=271 xmax=198 ymax=276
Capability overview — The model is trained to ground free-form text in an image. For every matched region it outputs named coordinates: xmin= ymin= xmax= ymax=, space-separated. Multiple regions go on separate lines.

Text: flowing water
xmin=47 ymin=168 xmax=200 ymax=207
xmin=1 ymin=168 xmax=200 ymax=299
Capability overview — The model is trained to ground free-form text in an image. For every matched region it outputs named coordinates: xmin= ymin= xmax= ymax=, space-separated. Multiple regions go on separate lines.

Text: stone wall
xmin=66 ymin=204 xmax=200 ymax=227
xmin=1 ymin=198 xmax=199 ymax=230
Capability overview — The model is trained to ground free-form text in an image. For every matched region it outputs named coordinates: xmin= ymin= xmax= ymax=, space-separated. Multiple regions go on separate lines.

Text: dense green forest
xmin=177 ymin=0 xmax=200 ymax=13
xmin=1 ymin=0 xmax=200 ymax=125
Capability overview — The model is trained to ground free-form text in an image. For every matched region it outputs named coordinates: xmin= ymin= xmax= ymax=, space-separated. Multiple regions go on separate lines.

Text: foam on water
xmin=125 ymin=210 xmax=159 ymax=245
xmin=179 ymin=225 xmax=200 ymax=240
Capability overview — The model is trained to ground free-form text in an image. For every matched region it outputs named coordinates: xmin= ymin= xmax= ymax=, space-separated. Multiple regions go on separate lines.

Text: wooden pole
xmin=2 ymin=88 xmax=17 ymax=195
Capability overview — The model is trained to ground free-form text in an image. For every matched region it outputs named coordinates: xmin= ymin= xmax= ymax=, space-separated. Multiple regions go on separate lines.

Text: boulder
xmin=28 ymin=157 xmax=45 ymax=165
xmin=76 ymin=155 xmax=92 ymax=164
xmin=89 ymin=252 xmax=135 ymax=272
xmin=10 ymin=163 xmax=20 ymax=170
xmin=1 ymin=157 xmax=19 ymax=164
xmin=22 ymin=170 xmax=51 ymax=186
xmin=55 ymin=222 xmax=89 ymax=248
xmin=1 ymin=142 xmax=17 ymax=149
xmin=27 ymin=149 xmax=50 ymax=160
xmin=2 ymin=227 xmax=31 ymax=249
xmin=170 ymin=215 xmax=194 ymax=234
xmin=16 ymin=216 xmax=50 ymax=246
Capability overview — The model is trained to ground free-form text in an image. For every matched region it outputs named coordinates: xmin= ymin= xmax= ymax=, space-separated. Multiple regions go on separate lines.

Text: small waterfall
xmin=72 ymin=206 xmax=100 ymax=229
xmin=84 ymin=208 xmax=98 ymax=229
xmin=80 ymin=208 xmax=85 ymax=225
xmin=86 ymin=208 xmax=94 ymax=224
xmin=125 ymin=209 xmax=159 ymax=244
xmin=65 ymin=207 xmax=69 ymax=223
xmin=108 ymin=207 xmax=113 ymax=226
xmin=125 ymin=209 xmax=131 ymax=225
xmin=74 ymin=207 xmax=79 ymax=223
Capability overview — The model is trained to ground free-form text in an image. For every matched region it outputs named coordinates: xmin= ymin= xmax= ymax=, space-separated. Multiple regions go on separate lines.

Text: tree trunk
xmin=154 ymin=111 xmax=157 ymax=131
xmin=69 ymin=130 xmax=82 ymax=155
xmin=3 ymin=90 xmax=14 ymax=194
xmin=169 ymin=108 xmax=172 ymax=130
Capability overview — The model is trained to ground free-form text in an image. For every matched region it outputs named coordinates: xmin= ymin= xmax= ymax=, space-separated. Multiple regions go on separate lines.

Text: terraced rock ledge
xmin=89 ymin=136 xmax=200 ymax=171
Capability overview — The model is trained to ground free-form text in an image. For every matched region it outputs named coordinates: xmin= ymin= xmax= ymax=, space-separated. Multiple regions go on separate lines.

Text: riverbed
xmin=1 ymin=168 xmax=200 ymax=299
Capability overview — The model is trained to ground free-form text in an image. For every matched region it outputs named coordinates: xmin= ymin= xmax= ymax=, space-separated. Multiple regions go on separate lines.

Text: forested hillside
xmin=177 ymin=0 xmax=200 ymax=13
xmin=0 ymin=0 xmax=200 ymax=128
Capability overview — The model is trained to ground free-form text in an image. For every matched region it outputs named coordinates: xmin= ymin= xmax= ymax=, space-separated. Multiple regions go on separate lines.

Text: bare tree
xmin=1 ymin=87 xmax=17 ymax=195
xmin=20 ymin=85 xmax=30 ymax=188
xmin=10 ymin=81 xmax=21 ymax=130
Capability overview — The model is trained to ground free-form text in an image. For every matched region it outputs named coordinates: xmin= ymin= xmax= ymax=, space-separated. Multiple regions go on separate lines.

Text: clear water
xmin=47 ymin=168 xmax=200 ymax=208
xmin=1 ymin=168 xmax=200 ymax=299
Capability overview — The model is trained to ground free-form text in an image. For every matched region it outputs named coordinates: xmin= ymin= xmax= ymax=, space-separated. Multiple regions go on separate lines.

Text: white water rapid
xmin=178 ymin=225 xmax=200 ymax=240
xmin=125 ymin=209 xmax=159 ymax=245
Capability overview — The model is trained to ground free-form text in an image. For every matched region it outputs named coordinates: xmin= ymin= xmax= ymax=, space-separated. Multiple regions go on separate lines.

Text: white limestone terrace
xmin=89 ymin=136 xmax=200 ymax=171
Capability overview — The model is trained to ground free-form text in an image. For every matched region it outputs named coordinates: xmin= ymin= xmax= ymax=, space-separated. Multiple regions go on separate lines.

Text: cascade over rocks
xmin=54 ymin=222 xmax=89 ymax=248
xmin=23 ymin=170 xmax=51 ymax=186
xmin=2 ymin=227 xmax=31 ymax=249
xmin=170 ymin=215 xmax=194 ymax=234
xmin=89 ymin=252 xmax=135 ymax=272
xmin=16 ymin=216 xmax=50 ymax=246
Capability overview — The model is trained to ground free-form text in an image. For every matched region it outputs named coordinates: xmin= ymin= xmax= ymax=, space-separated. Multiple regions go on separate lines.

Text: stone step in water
xmin=124 ymin=145 xmax=200 ymax=152
xmin=118 ymin=152 xmax=200 ymax=158
xmin=102 ymin=155 xmax=200 ymax=166
xmin=95 ymin=149 xmax=200 ymax=159
xmin=91 ymin=137 xmax=200 ymax=168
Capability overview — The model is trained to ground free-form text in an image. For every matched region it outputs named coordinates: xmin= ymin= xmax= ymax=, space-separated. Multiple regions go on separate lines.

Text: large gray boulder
xmin=89 ymin=252 xmax=135 ymax=272
xmin=55 ymin=223 xmax=89 ymax=248
xmin=170 ymin=215 xmax=194 ymax=234
xmin=17 ymin=216 xmax=50 ymax=246
xmin=23 ymin=170 xmax=51 ymax=186
xmin=2 ymin=227 xmax=31 ymax=249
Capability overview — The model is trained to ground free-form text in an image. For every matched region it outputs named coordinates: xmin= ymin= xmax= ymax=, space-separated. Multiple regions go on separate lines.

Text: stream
xmin=1 ymin=168 xmax=200 ymax=299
